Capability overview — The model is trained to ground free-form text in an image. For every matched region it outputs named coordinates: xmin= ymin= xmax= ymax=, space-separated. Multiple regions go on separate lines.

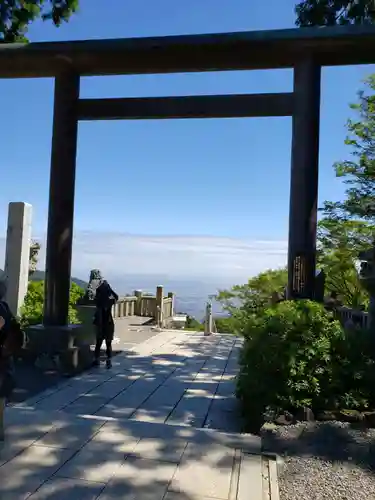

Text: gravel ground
xmin=261 ymin=421 xmax=375 ymax=500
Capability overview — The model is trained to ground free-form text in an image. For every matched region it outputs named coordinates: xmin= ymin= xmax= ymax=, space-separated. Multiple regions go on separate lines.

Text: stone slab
xmin=85 ymin=376 xmax=137 ymax=399
xmin=168 ymin=442 xmax=235 ymax=499
xmin=35 ymin=384 xmax=100 ymax=412
xmin=140 ymin=384 xmax=186 ymax=408
xmin=237 ymin=453 xmax=263 ymax=500
xmin=129 ymin=406 xmax=173 ymax=423
xmin=0 ymin=445 xmax=75 ymax=499
xmin=63 ymin=395 xmax=110 ymax=415
xmin=33 ymin=420 xmax=104 ymax=451
xmin=55 ymin=432 xmax=140 ymax=483
xmin=97 ymin=456 xmax=177 ymax=500
xmin=28 ymin=477 xmax=106 ymax=500
xmin=129 ymin=435 xmax=187 ymax=463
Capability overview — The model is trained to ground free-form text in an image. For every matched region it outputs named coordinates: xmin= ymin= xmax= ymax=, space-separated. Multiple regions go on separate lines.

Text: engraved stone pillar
xmin=4 ymin=202 xmax=32 ymax=316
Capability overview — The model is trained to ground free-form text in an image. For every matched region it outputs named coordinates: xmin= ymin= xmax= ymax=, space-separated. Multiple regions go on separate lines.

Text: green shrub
xmin=184 ymin=315 xmax=204 ymax=331
xmin=214 ymin=316 xmax=240 ymax=334
xmin=20 ymin=280 xmax=85 ymax=327
xmin=237 ymin=300 xmax=375 ymax=428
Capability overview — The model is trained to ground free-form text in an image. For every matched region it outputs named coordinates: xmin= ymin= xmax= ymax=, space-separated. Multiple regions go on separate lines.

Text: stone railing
xmin=334 ymin=306 xmax=369 ymax=329
xmin=110 ymin=286 xmax=175 ymax=326
xmin=163 ymin=294 xmax=174 ymax=320
xmin=112 ymin=296 xmax=137 ymax=318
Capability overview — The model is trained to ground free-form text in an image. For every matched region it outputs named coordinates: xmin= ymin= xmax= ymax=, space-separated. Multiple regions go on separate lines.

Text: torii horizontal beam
xmin=78 ymin=93 xmax=294 ymax=120
xmin=1 ymin=25 xmax=375 ymax=78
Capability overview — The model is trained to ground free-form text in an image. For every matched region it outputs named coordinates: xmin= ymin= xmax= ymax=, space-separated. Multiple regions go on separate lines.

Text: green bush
xmin=214 ymin=316 xmax=240 ymax=334
xmin=20 ymin=280 xmax=85 ymax=327
xmin=237 ymin=300 xmax=375 ymax=428
xmin=184 ymin=315 xmax=204 ymax=331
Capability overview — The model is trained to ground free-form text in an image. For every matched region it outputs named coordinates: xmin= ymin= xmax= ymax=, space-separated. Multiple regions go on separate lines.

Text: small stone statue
xmin=28 ymin=240 xmax=41 ymax=277
xmin=80 ymin=269 xmax=103 ymax=304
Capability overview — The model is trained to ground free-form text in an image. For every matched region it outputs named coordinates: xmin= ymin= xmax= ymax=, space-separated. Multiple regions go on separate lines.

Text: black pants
xmin=94 ymin=336 xmax=112 ymax=360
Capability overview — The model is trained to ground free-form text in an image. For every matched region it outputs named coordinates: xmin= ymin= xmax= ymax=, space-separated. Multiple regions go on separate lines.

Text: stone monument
xmin=4 ymin=202 xmax=32 ymax=316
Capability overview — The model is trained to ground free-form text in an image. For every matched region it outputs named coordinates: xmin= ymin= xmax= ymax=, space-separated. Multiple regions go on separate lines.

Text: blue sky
xmin=0 ymin=0 xmax=374 ymax=284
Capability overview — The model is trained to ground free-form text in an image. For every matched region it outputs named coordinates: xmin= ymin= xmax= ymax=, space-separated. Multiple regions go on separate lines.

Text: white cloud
xmin=0 ymin=231 xmax=288 ymax=284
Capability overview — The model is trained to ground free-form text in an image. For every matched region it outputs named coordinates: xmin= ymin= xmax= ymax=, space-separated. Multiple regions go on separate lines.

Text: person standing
xmin=0 ymin=281 xmax=25 ymax=441
xmin=93 ymin=279 xmax=119 ymax=369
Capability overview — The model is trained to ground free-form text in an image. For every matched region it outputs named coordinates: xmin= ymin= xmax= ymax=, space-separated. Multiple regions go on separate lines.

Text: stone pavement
xmin=1 ymin=330 xmax=278 ymax=499
xmin=9 ymin=317 xmax=157 ymax=404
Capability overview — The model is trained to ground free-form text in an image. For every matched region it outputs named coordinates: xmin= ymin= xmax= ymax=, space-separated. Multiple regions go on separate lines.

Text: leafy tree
xmin=0 ymin=0 xmax=79 ymax=43
xmin=216 ymin=268 xmax=287 ymax=313
xmin=321 ymin=75 xmax=375 ymax=220
xmin=295 ymin=0 xmax=375 ymax=27
xmin=214 ymin=316 xmax=239 ymax=334
xmin=184 ymin=315 xmax=204 ymax=331
xmin=20 ymin=280 xmax=84 ymax=327
xmin=237 ymin=299 xmax=375 ymax=430
xmin=215 ymin=268 xmax=288 ymax=335
xmin=313 ymin=74 xmax=375 ymax=308
xmin=317 ymin=217 xmax=374 ymax=307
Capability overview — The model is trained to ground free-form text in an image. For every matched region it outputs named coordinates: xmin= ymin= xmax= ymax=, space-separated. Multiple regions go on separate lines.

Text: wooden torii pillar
xmin=43 ymin=67 xmax=79 ymax=326
xmin=287 ymin=59 xmax=321 ymax=300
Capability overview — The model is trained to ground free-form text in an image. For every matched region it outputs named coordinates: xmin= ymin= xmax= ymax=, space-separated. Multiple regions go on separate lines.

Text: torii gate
xmin=1 ymin=25 xmax=375 ymax=327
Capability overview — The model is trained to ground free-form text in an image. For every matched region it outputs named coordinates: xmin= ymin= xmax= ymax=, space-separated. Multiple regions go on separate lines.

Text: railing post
xmin=156 ymin=285 xmax=164 ymax=328
xmin=134 ymin=290 xmax=142 ymax=316
xmin=168 ymin=292 xmax=175 ymax=317
xmin=204 ymin=301 xmax=213 ymax=336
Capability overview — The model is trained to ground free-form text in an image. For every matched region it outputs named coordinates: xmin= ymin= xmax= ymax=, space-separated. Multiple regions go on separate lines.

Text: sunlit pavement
xmin=1 ymin=330 xmax=270 ymax=499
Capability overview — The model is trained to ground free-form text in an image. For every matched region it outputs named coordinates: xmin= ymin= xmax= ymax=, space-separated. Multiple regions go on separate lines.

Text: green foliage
xmin=320 ymin=75 xmax=375 ymax=220
xmin=314 ymin=74 xmax=375 ymax=309
xmin=215 ymin=268 xmax=287 ymax=335
xmin=184 ymin=315 xmax=204 ymax=331
xmin=20 ymin=280 xmax=84 ymax=327
xmin=317 ymin=217 xmax=374 ymax=308
xmin=214 ymin=316 xmax=238 ymax=334
xmin=237 ymin=300 xmax=375 ymax=428
xmin=0 ymin=0 xmax=79 ymax=43
xmin=234 ymin=73 xmax=375 ymax=429
xmin=295 ymin=0 xmax=375 ymax=27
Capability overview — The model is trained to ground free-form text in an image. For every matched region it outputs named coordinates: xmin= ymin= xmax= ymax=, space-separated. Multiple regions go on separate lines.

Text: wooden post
xmin=287 ymin=59 xmax=321 ymax=300
xmin=156 ymin=285 xmax=164 ymax=327
xmin=44 ymin=68 xmax=80 ymax=326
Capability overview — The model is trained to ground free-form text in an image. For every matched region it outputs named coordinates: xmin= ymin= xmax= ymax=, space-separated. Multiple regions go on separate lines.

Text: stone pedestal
xmin=26 ymin=324 xmax=92 ymax=376
xmin=4 ymin=202 xmax=32 ymax=316
xmin=75 ymin=304 xmax=97 ymax=344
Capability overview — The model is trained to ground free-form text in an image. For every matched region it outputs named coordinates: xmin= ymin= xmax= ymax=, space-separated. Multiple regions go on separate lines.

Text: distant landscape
xmin=30 ymin=271 xmax=234 ymax=321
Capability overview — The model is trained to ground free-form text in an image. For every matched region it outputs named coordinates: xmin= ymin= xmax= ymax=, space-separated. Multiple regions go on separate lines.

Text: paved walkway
xmin=10 ymin=317 xmax=157 ymax=404
xmin=1 ymin=330 xmax=276 ymax=500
